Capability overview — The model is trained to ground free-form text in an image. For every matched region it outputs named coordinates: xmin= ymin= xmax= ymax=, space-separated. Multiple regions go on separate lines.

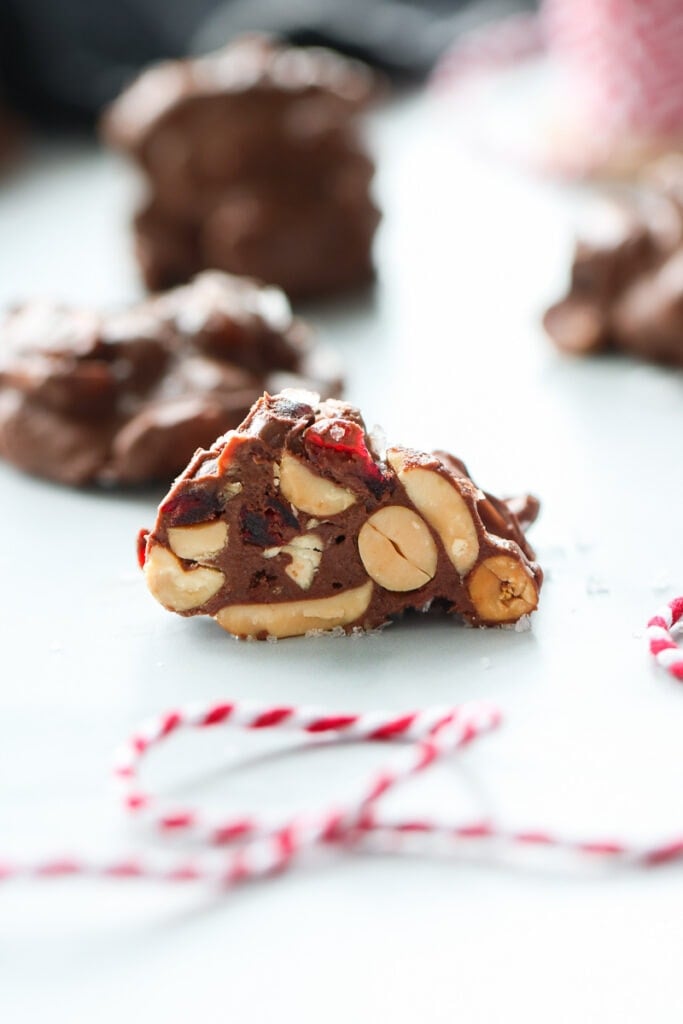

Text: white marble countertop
xmin=1 ymin=90 xmax=683 ymax=1023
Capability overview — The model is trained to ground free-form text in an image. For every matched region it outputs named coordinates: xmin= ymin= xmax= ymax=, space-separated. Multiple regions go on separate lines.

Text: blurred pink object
xmin=543 ymin=0 xmax=683 ymax=138
xmin=433 ymin=0 xmax=683 ymax=176
xmin=431 ymin=11 xmax=542 ymax=86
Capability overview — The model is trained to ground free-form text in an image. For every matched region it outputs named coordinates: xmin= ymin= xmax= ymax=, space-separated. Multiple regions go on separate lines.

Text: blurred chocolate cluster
xmin=103 ymin=36 xmax=381 ymax=299
xmin=0 ymin=270 xmax=341 ymax=485
xmin=544 ymin=157 xmax=683 ymax=366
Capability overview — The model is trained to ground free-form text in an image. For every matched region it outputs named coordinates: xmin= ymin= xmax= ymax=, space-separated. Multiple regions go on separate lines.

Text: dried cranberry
xmin=304 ymin=417 xmax=387 ymax=497
xmin=159 ymin=486 xmax=222 ymax=526
xmin=240 ymin=498 xmax=299 ymax=547
xmin=136 ymin=528 xmax=149 ymax=569
xmin=304 ymin=418 xmax=369 ymax=457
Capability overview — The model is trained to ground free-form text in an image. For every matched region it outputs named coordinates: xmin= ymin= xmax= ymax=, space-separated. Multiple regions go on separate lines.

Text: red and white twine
xmin=1 ymin=599 xmax=682 ymax=887
xmin=647 ymin=597 xmax=683 ymax=683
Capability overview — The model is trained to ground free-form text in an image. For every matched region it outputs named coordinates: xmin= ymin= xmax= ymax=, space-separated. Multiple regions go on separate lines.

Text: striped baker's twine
xmin=1 ymin=598 xmax=681 ymax=887
xmin=0 ymin=700 xmax=502 ymax=885
xmin=647 ymin=597 xmax=683 ymax=682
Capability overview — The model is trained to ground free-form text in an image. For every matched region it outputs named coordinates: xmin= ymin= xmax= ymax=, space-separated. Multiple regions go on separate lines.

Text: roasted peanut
xmin=358 ymin=506 xmax=436 ymax=591
xmin=278 ymin=451 xmax=356 ymax=516
xmin=388 ymin=450 xmax=479 ymax=575
xmin=145 ymin=544 xmax=225 ymax=612
xmin=215 ymin=581 xmax=372 ymax=638
xmin=168 ymin=520 xmax=228 ymax=561
xmin=467 ymin=555 xmax=538 ymax=623
xmin=264 ymin=533 xmax=323 ymax=590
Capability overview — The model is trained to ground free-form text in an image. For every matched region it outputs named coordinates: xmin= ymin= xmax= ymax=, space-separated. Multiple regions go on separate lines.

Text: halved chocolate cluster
xmin=142 ymin=390 xmax=543 ymax=638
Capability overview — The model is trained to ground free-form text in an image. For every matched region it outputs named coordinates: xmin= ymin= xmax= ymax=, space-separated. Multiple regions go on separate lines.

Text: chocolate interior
xmin=144 ymin=391 xmax=543 ymax=636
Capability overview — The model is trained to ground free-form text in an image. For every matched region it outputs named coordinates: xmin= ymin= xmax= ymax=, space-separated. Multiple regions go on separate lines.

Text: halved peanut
xmin=388 ymin=450 xmax=479 ymax=575
xmin=215 ymin=581 xmax=372 ymax=638
xmin=358 ymin=506 xmax=436 ymax=592
xmin=168 ymin=520 xmax=228 ymax=561
xmin=145 ymin=544 xmax=225 ymax=612
xmin=467 ymin=555 xmax=538 ymax=623
xmin=263 ymin=533 xmax=324 ymax=590
xmin=278 ymin=451 xmax=356 ymax=516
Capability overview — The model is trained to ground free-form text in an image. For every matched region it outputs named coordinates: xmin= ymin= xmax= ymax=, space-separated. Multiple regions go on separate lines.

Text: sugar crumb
xmin=586 ymin=576 xmax=609 ymax=595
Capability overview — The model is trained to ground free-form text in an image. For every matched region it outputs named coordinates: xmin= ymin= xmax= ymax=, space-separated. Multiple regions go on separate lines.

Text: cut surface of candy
xmin=142 ymin=391 xmax=543 ymax=638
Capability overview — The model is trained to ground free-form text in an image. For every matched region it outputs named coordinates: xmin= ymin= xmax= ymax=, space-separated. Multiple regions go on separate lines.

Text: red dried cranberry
xmin=159 ymin=487 xmax=222 ymax=526
xmin=239 ymin=499 xmax=299 ymax=547
xmin=304 ymin=418 xmax=369 ymax=457
xmin=304 ymin=418 xmax=386 ymax=494
xmin=136 ymin=528 xmax=149 ymax=569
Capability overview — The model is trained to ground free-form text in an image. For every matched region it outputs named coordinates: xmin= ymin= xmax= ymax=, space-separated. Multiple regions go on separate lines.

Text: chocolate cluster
xmin=0 ymin=272 xmax=341 ymax=485
xmin=142 ymin=390 xmax=542 ymax=638
xmin=103 ymin=36 xmax=380 ymax=299
xmin=544 ymin=157 xmax=683 ymax=366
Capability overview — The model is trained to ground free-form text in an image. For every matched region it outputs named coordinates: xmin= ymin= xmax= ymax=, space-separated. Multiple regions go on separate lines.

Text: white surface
xmin=2 ymin=93 xmax=683 ymax=1023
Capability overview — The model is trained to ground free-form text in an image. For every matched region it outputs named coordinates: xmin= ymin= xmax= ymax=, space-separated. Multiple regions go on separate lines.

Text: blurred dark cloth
xmin=0 ymin=0 xmax=217 ymax=124
xmin=0 ymin=0 xmax=531 ymax=126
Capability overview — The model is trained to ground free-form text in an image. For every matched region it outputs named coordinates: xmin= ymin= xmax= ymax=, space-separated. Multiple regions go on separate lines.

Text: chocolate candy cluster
xmin=142 ymin=390 xmax=542 ymax=638
xmin=544 ymin=156 xmax=683 ymax=366
xmin=0 ymin=273 xmax=340 ymax=485
xmin=103 ymin=36 xmax=380 ymax=299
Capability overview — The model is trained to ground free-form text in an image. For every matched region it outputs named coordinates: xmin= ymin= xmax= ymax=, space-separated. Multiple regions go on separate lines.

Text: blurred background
xmin=0 ymin=0 xmax=534 ymax=127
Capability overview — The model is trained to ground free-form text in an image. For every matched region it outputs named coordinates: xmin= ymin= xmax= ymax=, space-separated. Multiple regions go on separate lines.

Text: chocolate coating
xmin=0 ymin=273 xmax=342 ymax=486
xmin=142 ymin=391 xmax=542 ymax=637
xmin=103 ymin=36 xmax=380 ymax=299
xmin=544 ymin=156 xmax=683 ymax=365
